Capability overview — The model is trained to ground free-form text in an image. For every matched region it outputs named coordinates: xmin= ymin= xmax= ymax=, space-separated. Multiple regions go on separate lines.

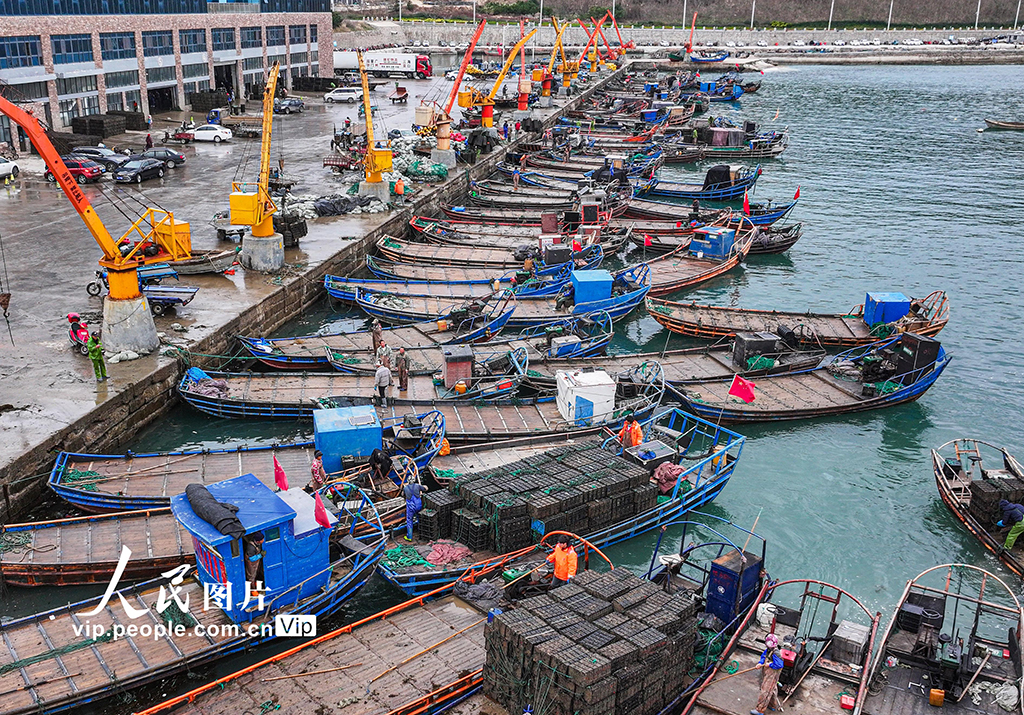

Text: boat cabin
xmin=864 ymin=291 xmax=911 ymax=326
xmin=171 ymin=473 xmax=337 ymax=623
xmin=690 ymin=226 xmax=736 ymax=259
xmin=312 ymin=404 xmax=382 ymax=475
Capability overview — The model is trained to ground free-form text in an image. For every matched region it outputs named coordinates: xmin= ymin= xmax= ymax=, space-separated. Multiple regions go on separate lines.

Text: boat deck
xmin=377 ymin=238 xmax=529 ymax=268
xmin=249 ymin=324 xmax=450 ymax=368
xmin=646 ymin=244 xmax=745 ymax=296
xmin=0 ymin=510 xmax=191 ymax=585
xmin=329 ymin=278 xmax=497 ymax=300
xmin=372 ymin=261 xmax=528 ymax=282
xmin=172 ymin=596 xmax=487 ymax=715
xmin=379 ymin=401 xmax=574 ymax=443
xmin=680 ymin=369 xmax=872 ymax=416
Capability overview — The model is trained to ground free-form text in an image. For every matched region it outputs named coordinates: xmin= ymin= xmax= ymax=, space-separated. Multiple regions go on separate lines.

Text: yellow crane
xmin=358 ymin=50 xmax=393 ymax=184
xmin=229 ymin=62 xmax=280 ymax=238
xmin=537 ymin=17 xmax=569 ymax=99
xmin=458 ymin=29 xmax=537 ymax=128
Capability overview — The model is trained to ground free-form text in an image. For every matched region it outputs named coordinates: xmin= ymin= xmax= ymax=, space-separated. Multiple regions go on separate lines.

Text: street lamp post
xmin=750 ymin=0 xmax=756 ymax=29
xmin=975 ymin=0 xmax=982 ymax=29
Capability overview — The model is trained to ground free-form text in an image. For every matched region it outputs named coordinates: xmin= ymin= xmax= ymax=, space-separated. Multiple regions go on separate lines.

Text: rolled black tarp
xmin=185 ymin=483 xmax=245 ymax=540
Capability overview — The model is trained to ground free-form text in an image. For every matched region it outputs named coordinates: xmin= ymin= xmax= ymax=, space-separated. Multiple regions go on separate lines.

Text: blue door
xmin=575 ymin=397 xmax=594 ymax=426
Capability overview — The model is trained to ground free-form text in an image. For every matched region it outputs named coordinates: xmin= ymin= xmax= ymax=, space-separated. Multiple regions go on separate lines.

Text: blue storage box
xmin=705 ymin=549 xmax=762 ymax=625
xmin=700 ymin=81 xmax=717 ymax=92
xmin=643 ymin=82 xmax=658 ymax=93
xmin=571 ymin=270 xmax=613 ymax=305
xmin=690 ymin=226 xmax=736 ymax=259
xmin=641 ymin=110 xmax=658 ymax=122
xmin=314 ymin=405 xmax=383 ymax=474
xmin=864 ymin=292 xmax=911 ymax=326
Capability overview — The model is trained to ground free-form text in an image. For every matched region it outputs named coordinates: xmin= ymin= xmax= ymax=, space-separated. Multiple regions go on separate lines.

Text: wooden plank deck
xmin=377 ymin=238 xmax=525 ymax=268
xmin=174 ymin=596 xmax=487 ymax=715
xmin=373 ymin=261 xmax=531 ymax=282
xmin=680 ymin=371 xmax=866 ymax=415
xmin=206 ymin=371 xmax=472 ymax=404
xmin=330 ymin=278 xmax=497 ymax=300
xmin=527 ymin=348 xmax=740 ymax=383
xmin=379 ymin=402 xmax=570 ymax=443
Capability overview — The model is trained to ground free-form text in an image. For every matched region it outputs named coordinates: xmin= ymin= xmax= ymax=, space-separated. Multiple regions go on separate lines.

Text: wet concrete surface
xmin=0 ymin=72 xmax=584 ymax=477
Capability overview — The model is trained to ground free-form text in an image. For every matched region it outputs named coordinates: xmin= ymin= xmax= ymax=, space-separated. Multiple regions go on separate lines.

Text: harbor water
xmin=7 ymin=63 xmax=1023 ymax=711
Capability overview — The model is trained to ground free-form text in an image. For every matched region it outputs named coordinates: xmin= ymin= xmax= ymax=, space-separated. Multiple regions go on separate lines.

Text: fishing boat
xmin=984 ymin=119 xmax=1024 ymax=130
xmin=384 ymin=406 xmax=745 ymax=596
xmin=625 ymin=197 xmax=797 ymax=226
xmin=355 ymin=264 xmax=651 ymax=329
xmin=690 ymin=50 xmax=731 ymax=63
xmin=749 ymin=223 xmax=802 ymax=254
xmin=663 ymin=131 xmax=789 ymax=160
xmin=168 ymin=247 xmax=239 ymax=275
xmin=647 ymin=290 xmax=950 ymax=346
xmin=633 ymin=221 xmax=797 ymax=255
xmin=637 ymin=165 xmax=762 ymax=202
xmin=0 ymin=475 xmax=385 ymax=715
xmin=644 ymin=228 xmax=753 ymax=296
xmin=673 ymin=334 xmax=951 ymax=424
xmin=324 ymin=263 xmax=571 ymax=302
xmin=862 ymin=564 xmax=1024 ymax=714
xmin=685 ymin=578 xmax=880 ymax=715
xmin=932 ymin=439 xmax=1024 ymax=578
xmin=409 ymin=216 xmax=631 ymax=254
xmin=375 ymin=235 xmax=604 ymax=271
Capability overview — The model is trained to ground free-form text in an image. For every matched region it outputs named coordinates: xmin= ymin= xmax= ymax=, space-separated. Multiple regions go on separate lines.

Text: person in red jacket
xmin=547 ymin=535 xmax=578 ymax=588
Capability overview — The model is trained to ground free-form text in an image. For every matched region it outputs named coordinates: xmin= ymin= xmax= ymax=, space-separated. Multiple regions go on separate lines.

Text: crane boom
xmin=548 ymin=18 xmax=569 ymax=74
xmin=686 ymin=12 xmax=698 ymax=52
xmin=359 ymin=50 xmax=375 ymax=149
xmin=358 ymin=50 xmax=393 ymax=182
xmin=445 ymin=19 xmax=487 ymax=116
xmin=576 ymin=19 xmax=603 ymax=63
xmin=229 ymin=62 xmax=279 ymax=238
xmin=487 ymin=28 xmax=537 ymax=101
xmin=258 ymin=63 xmax=279 ymax=198
xmin=592 ymin=14 xmax=616 ymax=59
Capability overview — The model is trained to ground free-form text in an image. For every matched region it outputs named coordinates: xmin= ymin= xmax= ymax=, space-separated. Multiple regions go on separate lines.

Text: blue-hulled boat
xmin=0 ymin=475 xmax=385 ymax=715
xmin=638 ymin=164 xmax=761 ymax=202
xmin=673 ymin=334 xmax=952 ymax=423
xmin=355 ymin=265 xmax=650 ymax=329
xmin=367 ymin=247 xmax=604 ymax=279
xmin=379 ymin=407 xmax=746 ymax=596
xmin=49 ymin=410 xmax=446 ymax=512
xmin=624 ymin=197 xmax=796 ymax=226
xmin=689 ymin=50 xmax=731 ymax=63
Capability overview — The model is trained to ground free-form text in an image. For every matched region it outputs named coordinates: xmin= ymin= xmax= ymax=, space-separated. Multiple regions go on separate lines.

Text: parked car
xmin=0 ymin=157 xmax=19 ymax=179
xmin=70 ymin=146 xmax=129 ymax=171
xmin=756 ymin=40 xmax=769 ymax=47
xmin=274 ymin=97 xmax=305 ymax=114
xmin=136 ymin=147 xmax=186 ymax=169
xmin=324 ymin=87 xmax=363 ymax=103
xmin=113 ymin=158 xmax=165 ymax=183
xmin=46 ymin=157 xmax=103 ymax=184
xmin=191 ymin=124 xmax=232 ymax=143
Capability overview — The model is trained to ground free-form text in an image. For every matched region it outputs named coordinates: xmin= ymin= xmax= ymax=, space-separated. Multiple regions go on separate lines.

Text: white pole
xmin=750 ymin=0 xmax=756 ymax=29
xmin=612 ymin=0 xmax=616 ymax=26
xmin=827 ymin=0 xmax=835 ymax=31
xmin=398 ymin=0 xmax=401 ymax=23
xmin=975 ymin=0 xmax=981 ymax=29
xmin=886 ymin=0 xmax=894 ymax=31
xmin=1016 ymin=0 xmax=1021 ymax=28
xmin=683 ymin=0 xmax=688 ymax=33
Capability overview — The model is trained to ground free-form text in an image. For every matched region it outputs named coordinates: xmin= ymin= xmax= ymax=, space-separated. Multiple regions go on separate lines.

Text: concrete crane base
xmin=102 ymin=296 xmax=160 ymax=355
xmin=430 ymin=148 xmax=457 ymax=168
xmin=359 ymin=180 xmax=392 ymax=204
xmin=241 ymin=234 xmax=285 ymax=272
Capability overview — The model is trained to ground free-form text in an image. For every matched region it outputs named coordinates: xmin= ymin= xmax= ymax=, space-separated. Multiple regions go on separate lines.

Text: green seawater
xmin=20 ymin=64 xmax=1024 ymax=712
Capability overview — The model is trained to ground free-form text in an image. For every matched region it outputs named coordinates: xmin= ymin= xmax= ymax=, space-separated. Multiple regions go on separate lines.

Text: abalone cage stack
xmin=483 ymin=568 xmax=701 ymax=715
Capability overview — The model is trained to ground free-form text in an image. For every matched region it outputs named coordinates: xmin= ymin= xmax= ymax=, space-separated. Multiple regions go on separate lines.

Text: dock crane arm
xmin=358 ymin=50 xmax=393 ymax=183
xmin=486 ymin=29 xmax=537 ymax=102
xmin=686 ymin=12 xmax=698 ymax=53
xmin=230 ymin=62 xmax=280 ymax=238
xmin=576 ymin=19 xmax=604 ymax=63
xmin=610 ymin=13 xmax=633 ymax=52
xmin=591 ymin=14 xmax=616 ymax=59
xmin=257 ymin=63 xmax=279 ymax=206
xmin=445 ymin=19 xmax=487 ymax=116
xmin=547 ymin=18 xmax=569 ymax=74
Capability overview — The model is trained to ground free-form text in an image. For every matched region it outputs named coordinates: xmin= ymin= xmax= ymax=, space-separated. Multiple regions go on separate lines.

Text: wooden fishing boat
xmin=749 ymin=223 xmax=802 ymax=254
xmin=383 ymin=407 xmax=745 ymax=596
xmin=690 ymin=50 xmax=731 ymax=63
xmin=355 ymin=264 xmax=651 ymax=329
xmin=466 ymin=190 xmax=578 ymax=211
xmin=673 ymin=335 xmax=951 ymax=424
xmin=932 ymin=439 xmax=1024 ymax=578
xmin=984 ymin=118 xmax=1024 ymax=130
xmin=0 ymin=475 xmax=385 ymax=715
xmin=49 ymin=410 xmax=445 ymax=512
xmin=647 ymin=290 xmax=950 ymax=346
xmin=409 ymin=215 xmax=548 ymax=239
xmin=663 ymin=132 xmax=789 ymax=161
xmin=410 ymin=217 xmax=631 ymax=254
xmin=638 ymin=165 xmax=762 ymax=202
xmin=625 ymin=197 xmax=797 ymax=226
xmin=862 ymin=564 xmax=1024 ymax=715
xmin=375 ymin=235 xmax=604 ymax=270
xmin=0 ymin=509 xmax=187 ymax=586
xmin=645 ymin=232 xmax=753 ymax=296
xmin=324 ymin=263 xmax=571 ymax=301
xmin=168 ymin=248 xmax=239 ymax=275
xmin=685 ymin=578 xmax=880 ymax=715
xmin=633 ymin=222 xmax=795 ymax=255
xmin=470 ymin=178 xmax=577 ymax=199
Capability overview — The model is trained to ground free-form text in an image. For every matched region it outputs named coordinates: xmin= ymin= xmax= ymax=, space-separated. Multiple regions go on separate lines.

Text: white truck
xmin=332 ymin=51 xmax=432 ymax=79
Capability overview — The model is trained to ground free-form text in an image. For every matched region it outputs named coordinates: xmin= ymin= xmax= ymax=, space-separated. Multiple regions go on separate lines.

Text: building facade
xmin=0 ymin=0 xmax=332 ymax=149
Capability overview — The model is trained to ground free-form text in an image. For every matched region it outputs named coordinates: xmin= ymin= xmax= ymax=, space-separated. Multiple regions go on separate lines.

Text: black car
xmin=136 ymin=147 xmax=186 ymax=169
xmin=113 ymin=158 xmax=165 ymax=183
xmin=70 ymin=146 xmax=129 ymax=171
xmin=274 ymin=97 xmax=305 ymax=114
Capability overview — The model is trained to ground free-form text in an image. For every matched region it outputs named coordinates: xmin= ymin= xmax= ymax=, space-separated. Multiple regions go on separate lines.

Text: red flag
xmin=676 ymin=221 xmax=682 ymax=228
xmin=794 ymin=186 xmax=801 ymax=200
xmin=273 ymin=454 xmax=288 ymax=491
xmin=644 ymin=234 xmax=653 ymax=247
xmin=313 ymin=491 xmax=331 ymax=529
xmin=742 ymin=191 xmax=750 ymax=216
xmin=728 ymin=375 xmax=756 ymax=403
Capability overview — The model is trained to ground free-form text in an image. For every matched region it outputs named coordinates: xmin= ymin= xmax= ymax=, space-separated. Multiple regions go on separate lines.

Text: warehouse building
xmin=0 ymin=0 xmax=332 ymax=151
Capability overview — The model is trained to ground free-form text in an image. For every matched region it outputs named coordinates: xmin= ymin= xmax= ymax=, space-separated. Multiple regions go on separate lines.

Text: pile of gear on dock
xmin=422 ymin=442 xmax=657 ymax=554
xmin=484 ymin=568 xmax=700 ymax=715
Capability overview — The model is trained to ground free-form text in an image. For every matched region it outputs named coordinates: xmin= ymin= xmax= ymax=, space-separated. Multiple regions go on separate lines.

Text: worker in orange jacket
xmin=618 ymin=416 xmax=644 ymax=450
xmin=547 ymin=535 xmax=578 ymax=588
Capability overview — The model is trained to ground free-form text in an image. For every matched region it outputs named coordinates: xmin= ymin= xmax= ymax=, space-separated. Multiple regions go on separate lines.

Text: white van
xmin=324 ymin=87 xmax=364 ymax=104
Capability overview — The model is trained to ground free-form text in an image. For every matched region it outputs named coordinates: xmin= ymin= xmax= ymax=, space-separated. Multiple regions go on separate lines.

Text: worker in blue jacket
xmin=997 ymin=499 xmax=1024 ymax=550
xmin=752 ymin=632 xmax=783 ymax=715
xmin=403 ymin=482 xmax=427 ymax=542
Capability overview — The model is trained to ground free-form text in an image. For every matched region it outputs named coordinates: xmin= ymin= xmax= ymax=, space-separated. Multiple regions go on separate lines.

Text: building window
xmin=100 ymin=32 xmax=136 ymax=61
xmin=182 ymin=62 xmax=209 ymax=80
xmin=107 ymin=92 xmax=124 ymax=111
xmin=180 ymin=29 xmax=206 ymax=54
xmin=142 ymin=31 xmax=173 ymax=57
xmin=241 ymin=27 xmax=262 ymax=49
xmin=311 ymin=65 xmax=318 ymax=77
xmin=242 ymin=56 xmax=263 ymax=71
xmin=310 ymin=50 xmax=318 ymax=64
xmin=124 ymin=89 xmax=141 ymax=112
xmin=105 ymin=70 xmax=139 ymax=89
xmin=293 ymin=65 xmax=308 ymax=78
xmin=51 ymin=34 xmax=93 ymax=65
xmin=266 ymin=26 xmax=286 ymax=47
xmin=212 ymin=28 xmax=235 ymax=52
xmin=146 ymin=66 xmax=176 ymax=84
xmin=289 ymin=26 xmax=307 ymax=45
xmin=290 ymin=52 xmax=307 ymax=65
xmin=310 ymin=25 xmax=318 ymax=44
xmin=6 ymin=80 xmax=49 ymax=101
xmin=57 ymin=75 xmax=98 ymax=96
xmin=81 ymin=95 xmax=100 ymax=116
xmin=267 ymin=53 xmax=286 ymax=68
xmin=0 ymin=36 xmax=42 ymax=69
xmin=59 ymin=99 xmax=79 ymax=128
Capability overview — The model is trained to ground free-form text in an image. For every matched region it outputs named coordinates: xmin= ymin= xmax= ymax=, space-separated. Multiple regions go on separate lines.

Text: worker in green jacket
xmin=87 ymin=332 xmax=107 ymax=382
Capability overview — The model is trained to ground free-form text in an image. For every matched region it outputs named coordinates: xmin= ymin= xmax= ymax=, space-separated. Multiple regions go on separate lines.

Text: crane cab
xmin=171 ymin=473 xmax=337 ymax=624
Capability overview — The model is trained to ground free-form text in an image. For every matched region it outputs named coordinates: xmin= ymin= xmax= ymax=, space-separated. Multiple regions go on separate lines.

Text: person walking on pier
xmin=998 ymin=499 xmax=1024 ymax=550
xmin=374 ymin=360 xmax=392 ymax=407
xmin=306 ymin=450 xmax=327 ymax=493
xmin=395 ymin=348 xmax=409 ymax=392
xmin=376 ymin=339 xmax=393 ymax=369
xmin=87 ymin=331 xmax=106 ymax=382
xmin=372 ymin=319 xmax=384 ymax=354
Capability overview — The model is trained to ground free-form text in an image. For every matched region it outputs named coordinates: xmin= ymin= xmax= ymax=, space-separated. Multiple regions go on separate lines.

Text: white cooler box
xmin=556 ymin=369 xmax=616 ymax=426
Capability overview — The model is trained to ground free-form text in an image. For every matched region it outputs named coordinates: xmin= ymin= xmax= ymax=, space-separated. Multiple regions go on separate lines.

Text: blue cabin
xmin=171 ymin=473 xmax=337 ymax=624
xmin=864 ymin=292 xmax=911 ymax=326
xmin=313 ymin=405 xmax=383 ymax=475
xmin=571 ymin=269 xmax=613 ymax=304
xmin=690 ymin=226 xmax=736 ymax=259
